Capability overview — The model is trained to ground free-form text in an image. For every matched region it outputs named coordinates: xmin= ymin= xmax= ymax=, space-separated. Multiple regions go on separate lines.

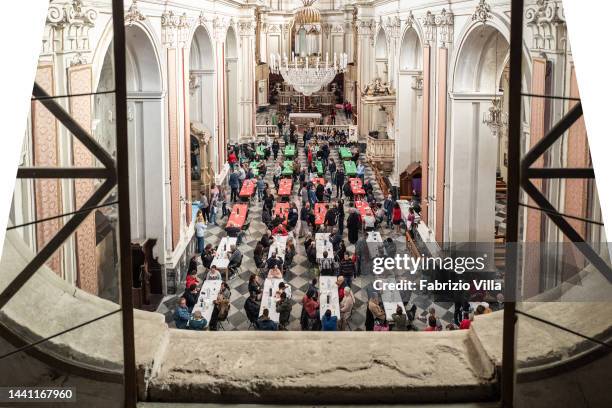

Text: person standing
xmin=392 ymin=202 xmax=403 ymax=234
xmin=199 ymin=190 xmax=209 ymax=223
xmin=335 ymin=168 xmax=345 ymax=198
xmin=194 ymin=214 xmax=206 ymax=254
xmin=346 ymin=208 xmax=361 ymax=245
xmin=337 ymin=200 xmax=345 ymax=235
xmin=229 ymin=170 xmax=240 ymax=202
xmin=272 ymin=138 xmax=280 ymax=160
xmin=383 ymin=194 xmax=394 ymax=228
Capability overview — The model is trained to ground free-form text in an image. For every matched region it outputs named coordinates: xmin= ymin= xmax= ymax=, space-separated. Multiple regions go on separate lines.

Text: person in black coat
xmin=244 ymin=292 xmax=261 ymax=325
xmin=182 ymin=284 xmax=199 ymax=312
xmin=337 ymin=200 xmax=345 ymax=235
xmin=346 ymin=208 xmax=361 ymax=244
xmin=336 ymin=169 xmax=345 ymax=198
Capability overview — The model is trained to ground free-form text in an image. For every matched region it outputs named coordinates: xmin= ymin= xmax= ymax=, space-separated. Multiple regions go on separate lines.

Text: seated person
xmin=173 ymin=297 xmax=190 ymax=329
xmin=244 ymin=292 xmax=261 ymax=325
xmin=227 ymin=245 xmax=242 ymax=276
xmin=201 ymin=244 xmax=215 ymax=269
xmin=256 ymin=308 xmax=279 ymax=331
xmin=266 ymin=252 xmax=284 ymax=270
xmin=276 ymin=281 xmax=292 ymax=300
xmin=182 ymin=283 xmax=199 ymax=312
xmin=225 ymin=221 xmax=244 ymax=244
xmin=267 ymin=264 xmax=283 ymax=279
xmin=185 ymin=268 xmax=200 ymax=290
xmin=261 ymin=210 xmax=272 ymax=228
xmin=318 ymin=251 xmax=334 ymax=276
xmin=284 ymin=239 xmax=296 ymax=267
xmin=248 ymin=274 xmax=262 ymax=297
xmin=259 ymin=231 xmax=273 ymax=249
xmin=272 ymin=223 xmax=288 ymax=236
xmin=206 ymin=265 xmax=222 ymax=280
xmin=287 ymin=208 xmax=299 ymax=230
xmin=321 ymin=309 xmax=338 ymax=331
xmin=187 ymin=310 xmax=208 ymax=330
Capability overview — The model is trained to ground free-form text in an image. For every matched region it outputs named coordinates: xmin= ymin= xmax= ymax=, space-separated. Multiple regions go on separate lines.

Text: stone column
xmin=213 ymin=17 xmax=229 ymax=170
xmin=433 ymin=9 xmax=453 ymax=243
xmin=420 ymin=11 xmax=435 ymax=225
xmin=162 ymin=11 xmax=183 ymax=250
xmin=355 ymin=17 xmax=375 ymax=139
xmin=239 ymin=20 xmax=256 ymax=141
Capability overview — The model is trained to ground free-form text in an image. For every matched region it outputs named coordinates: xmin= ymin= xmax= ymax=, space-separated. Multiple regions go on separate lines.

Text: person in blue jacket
xmin=173 ymin=297 xmax=190 ymax=329
xmin=256 ymin=308 xmax=278 ymax=331
xmin=321 ymin=309 xmax=338 ymax=331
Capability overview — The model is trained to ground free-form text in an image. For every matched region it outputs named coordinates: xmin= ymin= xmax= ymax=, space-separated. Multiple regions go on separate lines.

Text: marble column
xmin=421 ymin=45 xmax=431 ymax=224
xmin=214 ymin=19 xmax=228 ymax=170
xmin=239 ymin=21 xmax=256 ymax=141
xmin=356 ymin=17 xmax=375 ymax=139
xmin=434 ymin=46 xmax=448 ymax=243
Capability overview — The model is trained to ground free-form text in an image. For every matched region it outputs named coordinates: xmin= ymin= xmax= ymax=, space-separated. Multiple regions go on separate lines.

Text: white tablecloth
xmin=315 ymin=233 xmax=333 ymax=260
xmin=267 ymin=235 xmax=289 ymax=261
xmin=211 ymin=237 xmax=238 ymax=270
xmin=319 ymin=276 xmax=340 ymax=319
xmin=191 ymin=280 xmax=222 ymax=324
xmin=259 ymin=278 xmax=284 ymax=322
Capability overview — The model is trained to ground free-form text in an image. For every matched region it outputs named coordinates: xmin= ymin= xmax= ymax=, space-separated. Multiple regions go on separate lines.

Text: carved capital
xmin=213 ymin=16 xmax=229 ymax=41
xmin=161 ymin=10 xmax=190 ymax=48
xmin=384 ymin=15 xmax=401 ymax=38
xmin=422 ymin=11 xmax=436 ymax=46
xmin=435 ymin=9 xmax=454 ymax=47
xmin=239 ymin=20 xmax=256 ymax=36
xmin=525 ymin=0 xmax=566 ymax=52
xmin=46 ymin=0 xmax=97 ymax=55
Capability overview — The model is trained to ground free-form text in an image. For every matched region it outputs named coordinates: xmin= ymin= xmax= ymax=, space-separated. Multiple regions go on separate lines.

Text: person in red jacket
xmin=307 ymin=148 xmax=313 ymax=164
xmin=459 ymin=312 xmax=472 ymax=330
xmin=186 ymin=268 xmax=200 ymax=289
xmin=228 ymin=150 xmax=238 ymax=169
xmin=392 ymin=202 xmax=403 ymax=234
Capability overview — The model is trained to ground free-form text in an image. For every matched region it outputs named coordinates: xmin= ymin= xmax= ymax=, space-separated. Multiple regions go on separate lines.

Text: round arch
xmin=188 ymin=24 xmax=218 ymax=180
xmin=374 ymin=27 xmax=388 ymax=81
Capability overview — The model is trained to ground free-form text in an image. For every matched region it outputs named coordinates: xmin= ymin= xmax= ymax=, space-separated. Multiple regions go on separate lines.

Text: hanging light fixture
xmin=482 ymin=30 xmax=508 ymax=137
xmin=269 ymin=0 xmax=347 ymax=96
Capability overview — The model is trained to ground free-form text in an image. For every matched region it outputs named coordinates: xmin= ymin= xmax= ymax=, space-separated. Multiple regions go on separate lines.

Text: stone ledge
xmin=145 ymin=330 xmax=497 ymax=404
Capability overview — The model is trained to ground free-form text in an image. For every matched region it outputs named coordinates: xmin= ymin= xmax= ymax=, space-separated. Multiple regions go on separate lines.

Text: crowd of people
xmin=175 ymin=109 xmax=494 ymax=332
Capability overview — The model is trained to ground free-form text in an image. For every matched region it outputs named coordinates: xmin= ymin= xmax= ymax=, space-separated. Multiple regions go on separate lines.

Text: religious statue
xmin=362 ymin=77 xmax=395 ymax=96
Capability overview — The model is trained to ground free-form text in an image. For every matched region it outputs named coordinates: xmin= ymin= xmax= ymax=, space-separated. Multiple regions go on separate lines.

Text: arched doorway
xmin=225 ymin=26 xmax=238 ymax=144
xmin=448 ymin=25 xmax=509 ymax=242
xmin=397 ymin=27 xmax=424 ymax=196
xmin=189 ymin=26 xmax=216 ymax=189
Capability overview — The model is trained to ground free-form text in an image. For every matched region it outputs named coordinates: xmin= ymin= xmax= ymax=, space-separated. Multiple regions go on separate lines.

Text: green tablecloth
xmin=282 ymin=160 xmax=294 ymax=176
xmin=250 ymin=161 xmax=260 ymax=176
xmin=344 ymin=161 xmax=357 ymax=176
xmin=339 ymin=147 xmax=352 ymax=160
xmin=256 ymin=146 xmax=266 ymax=158
xmin=315 ymin=161 xmax=324 ymax=176
xmin=284 ymin=145 xmax=295 ymax=157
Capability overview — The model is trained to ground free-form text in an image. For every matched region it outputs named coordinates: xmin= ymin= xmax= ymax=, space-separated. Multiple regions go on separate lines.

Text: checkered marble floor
xmin=161 ymin=121 xmax=459 ymax=330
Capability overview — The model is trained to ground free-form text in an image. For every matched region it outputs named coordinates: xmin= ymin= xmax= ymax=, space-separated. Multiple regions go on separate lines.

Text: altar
xmin=289 ymin=112 xmax=322 ymax=126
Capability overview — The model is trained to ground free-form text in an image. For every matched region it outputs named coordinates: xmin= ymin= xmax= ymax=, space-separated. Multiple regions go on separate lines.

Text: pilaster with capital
xmin=239 ymin=20 xmax=257 ymax=141
xmin=355 ymin=17 xmax=375 ymax=139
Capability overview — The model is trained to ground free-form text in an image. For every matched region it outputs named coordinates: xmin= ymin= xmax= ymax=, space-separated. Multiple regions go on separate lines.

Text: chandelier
xmin=483 ymin=97 xmax=508 ymax=137
xmin=270 ymin=52 xmax=347 ymax=96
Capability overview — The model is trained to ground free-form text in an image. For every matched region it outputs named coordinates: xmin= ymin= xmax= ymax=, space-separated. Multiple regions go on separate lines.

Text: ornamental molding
xmin=322 ymin=23 xmax=331 ymax=38
xmin=411 ymin=74 xmax=423 ymax=91
xmin=46 ymin=0 xmax=97 ymax=55
xmin=239 ymin=20 xmax=256 ymax=36
xmin=161 ymin=10 xmax=190 ymax=48
xmin=472 ymin=0 xmax=492 ymax=25
xmin=422 ymin=11 xmax=436 ymax=46
xmin=356 ymin=19 xmax=375 ymax=36
xmin=197 ymin=11 xmax=208 ymax=26
xmin=525 ymin=0 xmax=566 ymax=52
xmin=384 ymin=15 xmax=401 ymax=38
xmin=435 ymin=9 xmax=454 ymax=47
xmin=213 ymin=16 xmax=229 ymax=41
xmin=125 ymin=0 xmax=146 ymax=26
xmin=403 ymin=11 xmax=415 ymax=30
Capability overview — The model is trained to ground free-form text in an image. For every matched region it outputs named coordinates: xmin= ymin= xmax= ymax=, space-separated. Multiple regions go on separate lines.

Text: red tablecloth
xmin=311 ymin=178 xmax=325 ymax=186
xmin=273 ymin=202 xmax=290 ymax=224
xmin=278 ymin=178 xmax=292 ymax=197
xmin=239 ymin=179 xmax=256 ymax=197
xmin=349 ymin=178 xmax=365 ymax=196
xmin=228 ymin=204 xmax=248 ymax=228
xmin=354 ymin=200 xmax=373 ymax=220
xmin=314 ymin=203 xmax=328 ymax=225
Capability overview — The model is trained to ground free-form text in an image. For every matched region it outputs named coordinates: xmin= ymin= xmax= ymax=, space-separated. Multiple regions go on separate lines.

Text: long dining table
xmin=278 ymin=178 xmax=292 ymax=198
xmin=314 ymin=203 xmax=328 ymax=225
xmin=273 ymin=202 xmax=290 ymax=224
xmin=349 ymin=177 xmax=365 ymax=196
xmin=190 ymin=280 xmax=222 ymax=325
xmin=319 ymin=276 xmax=341 ymax=321
xmin=227 ymin=203 xmax=248 ymax=228
xmin=239 ymin=179 xmax=256 ymax=199
xmin=259 ymin=278 xmax=284 ymax=322
xmin=211 ymin=237 xmax=238 ymax=281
